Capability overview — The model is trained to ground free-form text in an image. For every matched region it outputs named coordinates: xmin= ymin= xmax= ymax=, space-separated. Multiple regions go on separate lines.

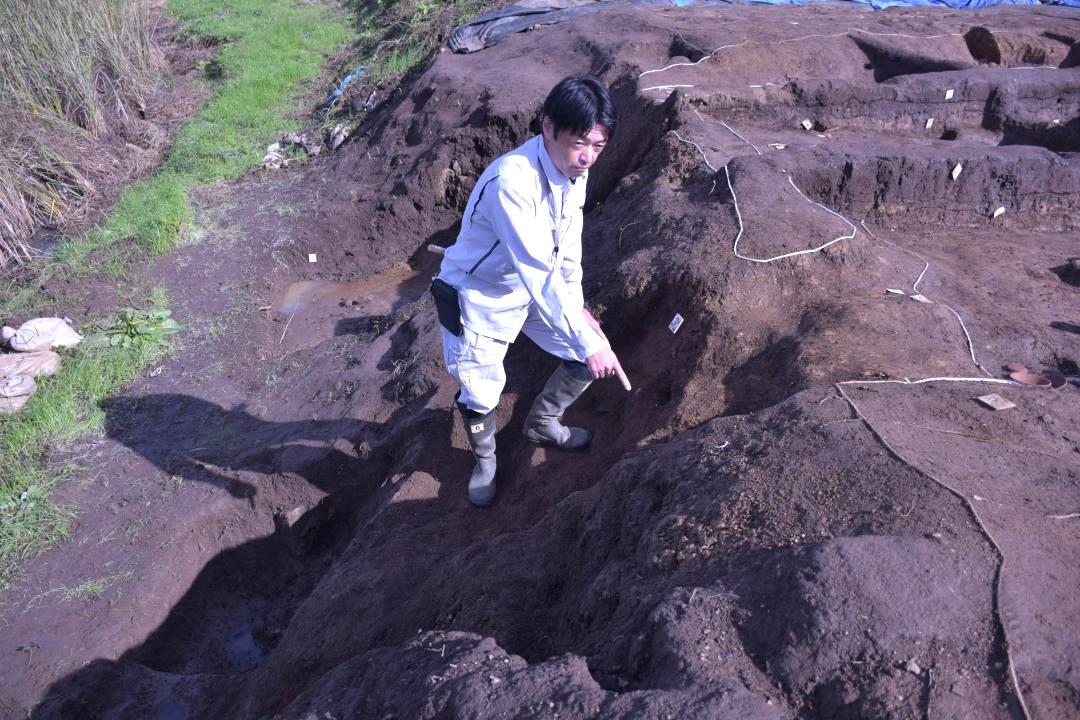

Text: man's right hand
xmin=586 ymin=347 xmax=632 ymax=391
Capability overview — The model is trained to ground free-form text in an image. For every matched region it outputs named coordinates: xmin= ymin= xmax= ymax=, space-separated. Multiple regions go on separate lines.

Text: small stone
xmin=905 ymin=659 xmax=922 ymax=675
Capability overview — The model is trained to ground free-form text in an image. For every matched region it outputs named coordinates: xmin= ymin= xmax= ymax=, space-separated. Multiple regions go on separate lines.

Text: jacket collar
xmin=535 ymin=135 xmax=580 ymax=195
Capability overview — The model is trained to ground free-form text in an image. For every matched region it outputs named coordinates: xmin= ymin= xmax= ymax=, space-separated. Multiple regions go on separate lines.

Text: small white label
xmin=308 ymin=253 xmax=317 ymax=263
xmin=925 ymin=118 xmax=934 ymax=130
xmin=885 ymin=288 xmax=906 ymax=295
xmin=951 ymin=163 xmax=963 ymax=180
xmin=668 ymin=313 xmax=684 ymax=334
xmin=976 ymin=393 xmax=1015 ymax=411
xmin=470 ymin=422 xmax=484 ymax=433
xmin=768 ymin=142 xmax=787 ymax=150
xmin=800 ymin=119 xmax=813 ymax=131
xmin=992 ymin=206 xmax=1005 ymax=218
xmin=945 ymin=88 xmax=954 ymax=100
xmin=909 ymin=293 xmax=933 ymax=304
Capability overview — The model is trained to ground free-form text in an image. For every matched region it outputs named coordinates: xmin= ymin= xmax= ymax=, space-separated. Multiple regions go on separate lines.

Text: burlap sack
xmin=0 ymin=375 xmax=36 ymax=415
xmin=0 ymin=350 xmax=61 ymax=379
xmin=10 ymin=318 xmax=82 ymax=352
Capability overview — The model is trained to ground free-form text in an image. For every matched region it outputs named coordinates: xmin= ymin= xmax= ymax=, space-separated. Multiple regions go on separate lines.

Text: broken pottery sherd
xmin=1009 ymin=371 xmax=1051 ymax=387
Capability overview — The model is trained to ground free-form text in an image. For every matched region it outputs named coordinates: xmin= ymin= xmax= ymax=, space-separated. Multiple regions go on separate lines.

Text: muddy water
xmin=275 ymin=263 xmax=430 ymax=350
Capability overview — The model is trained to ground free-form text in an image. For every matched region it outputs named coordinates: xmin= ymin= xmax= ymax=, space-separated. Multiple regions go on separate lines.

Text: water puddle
xmin=275 ymin=262 xmax=430 ymax=350
xmin=224 ymin=617 xmax=267 ymax=672
xmin=155 ymin=697 xmax=189 ymax=720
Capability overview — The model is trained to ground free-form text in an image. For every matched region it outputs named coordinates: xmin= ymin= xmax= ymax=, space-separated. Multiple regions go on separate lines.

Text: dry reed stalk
xmin=0 ymin=0 xmax=159 ymax=267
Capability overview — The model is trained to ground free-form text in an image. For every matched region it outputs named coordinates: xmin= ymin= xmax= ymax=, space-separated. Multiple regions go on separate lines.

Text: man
xmin=431 ymin=75 xmax=629 ymax=508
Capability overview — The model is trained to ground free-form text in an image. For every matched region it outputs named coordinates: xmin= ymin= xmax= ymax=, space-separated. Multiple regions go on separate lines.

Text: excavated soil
xmin=2 ymin=4 xmax=1079 ymax=720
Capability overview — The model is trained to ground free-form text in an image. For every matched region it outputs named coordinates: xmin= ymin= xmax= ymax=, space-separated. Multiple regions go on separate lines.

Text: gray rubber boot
xmin=523 ymin=360 xmax=593 ymax=451
xmin=458 ymin=403 xmax=497 ymax=507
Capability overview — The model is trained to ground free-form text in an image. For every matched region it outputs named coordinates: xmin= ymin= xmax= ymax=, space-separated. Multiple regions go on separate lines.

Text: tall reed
xmin=0 ymin=0 xmax=159 ymax=268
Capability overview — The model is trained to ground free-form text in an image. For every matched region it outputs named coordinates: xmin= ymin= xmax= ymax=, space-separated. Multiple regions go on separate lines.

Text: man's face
xmin=541 ymin=117 xmax=608 ymax=179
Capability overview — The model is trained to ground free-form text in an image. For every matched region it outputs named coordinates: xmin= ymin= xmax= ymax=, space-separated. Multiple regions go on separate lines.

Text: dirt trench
xmin=5 ymin=4 xmax=1080 ymax=720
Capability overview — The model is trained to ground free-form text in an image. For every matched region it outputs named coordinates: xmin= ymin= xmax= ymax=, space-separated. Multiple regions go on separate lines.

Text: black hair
xmin=542 ymin=75 xmax=616 ymax=140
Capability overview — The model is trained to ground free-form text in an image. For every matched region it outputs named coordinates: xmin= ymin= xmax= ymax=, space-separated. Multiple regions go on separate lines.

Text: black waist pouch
xmin=430 ymin=278 xmax=463 ymax=336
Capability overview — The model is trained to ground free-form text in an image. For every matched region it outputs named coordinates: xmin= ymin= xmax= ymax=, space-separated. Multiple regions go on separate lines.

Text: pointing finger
xmin=614 ymin=360 xmax=632 ymax=392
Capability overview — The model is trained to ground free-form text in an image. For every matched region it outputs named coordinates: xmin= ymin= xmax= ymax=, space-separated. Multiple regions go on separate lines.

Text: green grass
xmin=0 ymin=0 xmax=156 ymax=268
xmin=1 ymin=0 xmax=353 ymax=316
xmin=0 ymin=0 xmax=355 ymax=583
xmin=83 ymin=0 xmax=352 ymax=255
xmin=0 ymin=329 xmax=167 ymax=585
xmin=344 ymin=0 xmax=498 ymax=87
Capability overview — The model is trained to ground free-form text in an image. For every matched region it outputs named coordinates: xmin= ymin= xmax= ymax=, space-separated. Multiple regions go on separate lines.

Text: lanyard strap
xmin=536 ymin=151 xmax=573 ymax=261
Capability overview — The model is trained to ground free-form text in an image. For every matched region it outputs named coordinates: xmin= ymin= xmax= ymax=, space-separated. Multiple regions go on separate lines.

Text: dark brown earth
xmin=2 ymin=3 xmax=1079 ymax=719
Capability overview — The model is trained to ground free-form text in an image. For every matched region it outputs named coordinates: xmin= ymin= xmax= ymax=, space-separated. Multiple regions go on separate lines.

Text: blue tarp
xmin=735 ymin=0 xmax=1044 ymax=8
xmin=677 ymin=0 xmax=1070 ymax=7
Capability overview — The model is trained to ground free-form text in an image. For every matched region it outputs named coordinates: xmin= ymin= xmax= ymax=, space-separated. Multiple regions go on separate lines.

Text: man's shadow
xmin=100 ymin=393 xmax=389 ymax=499
xmin=26 ymin=389 xmax=463 ymax=719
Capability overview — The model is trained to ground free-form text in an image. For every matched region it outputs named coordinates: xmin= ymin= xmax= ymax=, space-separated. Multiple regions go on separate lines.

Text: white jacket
xmin=437 ymin=135 xmax=608 ymax=359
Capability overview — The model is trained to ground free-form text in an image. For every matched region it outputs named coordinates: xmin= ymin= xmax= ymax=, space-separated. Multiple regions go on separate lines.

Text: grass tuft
xmin=0 ymin=333 xmax=167 ymax=586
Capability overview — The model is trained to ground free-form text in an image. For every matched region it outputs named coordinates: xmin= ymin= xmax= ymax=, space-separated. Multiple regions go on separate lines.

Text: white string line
xmin=730 ymin=171 xmax=857 ymax=263
xmin=942 ymin=304 xmax=994 ymax=377
xmin=674 ymin=126 xmax=1003 ymax=382
xmin=671 ymin=128 xmax=857 ymax=262
xmin=641 ymin=84 xmax=695 ymax=92
xmin=860 ymin=221 xmax=993 ymax=377
xmin=671 ymin=129 xmax=717 ymax=172
xmin=672 ymin=106 xmax=1031 ymax=719
xmin=639 ymin=26 xmax=1044 ymax=82
xmin=639 ymin=39 xmax=750 ymax=78
xmin=860 ymin=220 xmax=929 ymax=294
xmin=692 ymin=107 xmax=761 ymax=156
xmin=664 ymin=63 xmax=1033 ymax=717
xmin=639 ymin=30 xmax=960 ymax=80
xmin=674 ymin=128 xmax=1002 ymax=384
xmin=834 ymin=382 xmax=1032 ymax=720
xmin=840 ymin=376 xmax=1013 ymax=386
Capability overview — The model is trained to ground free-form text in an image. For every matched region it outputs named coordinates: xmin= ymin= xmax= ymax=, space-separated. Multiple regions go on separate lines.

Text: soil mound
xmin=11 ymin=4 xmax=1080 ymax=720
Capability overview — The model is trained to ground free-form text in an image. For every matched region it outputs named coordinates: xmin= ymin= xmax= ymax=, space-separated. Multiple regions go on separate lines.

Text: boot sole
xmin=524 ymin=434 xmax=592 ymax=452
